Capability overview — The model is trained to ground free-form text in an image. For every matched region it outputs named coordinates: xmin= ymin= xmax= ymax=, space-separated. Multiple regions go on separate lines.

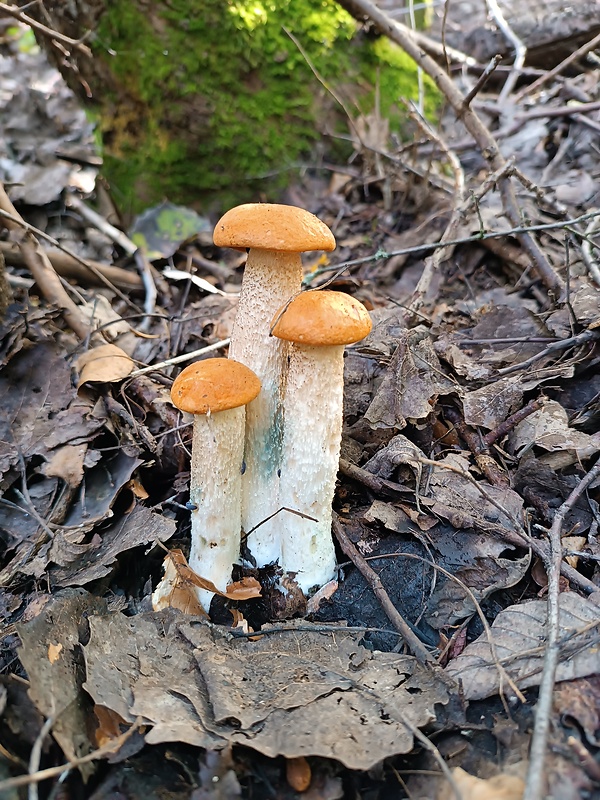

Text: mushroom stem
xmin=278 ymin=345 xmax=343 ymax=593
xmin=162 ymin=357 xmax=261 ymax=612
xmin=271 ymin=290 xmax=372 ymax=594
xmin=229 ymin=249 xmax=302 ymax=566
xmin=188 ymin=407 xmax=245 ymax=610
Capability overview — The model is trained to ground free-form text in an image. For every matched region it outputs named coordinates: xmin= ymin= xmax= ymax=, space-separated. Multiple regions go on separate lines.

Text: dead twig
xmin=443 ymin=406 xmax=509 ymax=487
xmin=0 ymin=205 xmax=140 ymax=312
xmin=27 ymin=715 xmax=54 ymax=800
xmin=0 ymin=2 xmax=92 ymax=58
xmin=128 ymin=338 xmax=231 ymax=379
xmin=0 ymin=240 xmax=143 ymax=292
xmin=524 ymin=459 xmax=600 ymax=800
xmin=483 ymin=397 xmax=545 ymax=446
xmin=0 ymin=718 xmax=143 ymax=793
xmin=66 ymin=194 xmax=157 ymax=323
xmin=0 ymin=183 xmax=90 ymax=339
xmin=336 ymin=0 xmax=564 ymax=298
xmin=332 ymin=515 xmax=435 ymax=665
xmin=403 ymin=102 xmax=466 ymax=315
xmin=463 ymin=54 xmax=503 ymax=108
xmin=496 ymin=329 xmax=599 ymax=376
xmin=306 ymin=210 xmax=600 ymax=286
xmin=581 ymin=213 xmax=600 ymax=287
xmin=485 ymin=0 xmax=526 ymax=103
xmin=416 ymin=456 xmax=599 ymax=596
xmin=516 ymin=29 xmax=600 ymax=101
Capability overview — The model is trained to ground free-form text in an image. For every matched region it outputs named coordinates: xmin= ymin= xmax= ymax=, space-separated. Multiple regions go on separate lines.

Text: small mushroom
xmin=166 ymin=357 xmax=261 ymax=611
xmin=213 ymin=204 xmax=335 ymax=567
xmin=271 ymin=290 xmax=372 ymax=593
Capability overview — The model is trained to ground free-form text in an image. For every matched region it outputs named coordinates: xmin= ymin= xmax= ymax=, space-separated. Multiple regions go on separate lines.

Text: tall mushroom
xmin=164 ymin=357 xmax=261 ymax=611
xmin=271 ymin=290 xmax=372 ymax=593
xmin=213 ymin=204 xmax=335 ymax=567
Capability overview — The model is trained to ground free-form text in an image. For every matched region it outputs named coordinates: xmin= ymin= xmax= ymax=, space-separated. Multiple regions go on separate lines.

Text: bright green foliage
xmin=94 ymin=0 xmax=439 ymax=211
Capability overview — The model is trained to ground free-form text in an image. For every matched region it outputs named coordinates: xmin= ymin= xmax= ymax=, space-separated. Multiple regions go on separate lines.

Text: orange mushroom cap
xmin=170 ymin=358 xmax=261 ymax=415
xmin=213 ymin=203 xmax=336 ymax=253
xmin=271 ymin=290 xmax=372 ymax=346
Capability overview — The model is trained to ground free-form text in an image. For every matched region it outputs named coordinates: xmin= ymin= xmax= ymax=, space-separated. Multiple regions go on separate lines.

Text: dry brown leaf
xmin=365 ymin=327 xmax=454 ymax=430
xmin=229 ymin=608 xmax=252 ymax=634
xmin=127 ymin=478 xmax=149 ymax=500
xmin=445 ymin=592 xmax=600 ymax=700
xmin=76 ymin=344 xmax=134 ymax=386
xmin=438 ymin=768 xmax=524 ymax=800
xmin=47 ymin=642 xmax=62 ymax=663
xmin=224 ymin=577 xmax=262 ymax=601
xmin=93 ymin=704 xmax=130 ymax=748
xmin=563 ymin=536 xmax=588 ymax=569
xmin=153 ymin=549 xmax=261 ymax=614
xmin=462 ymin=377 xmax=523 ymax=430
xmin=152 ymin=552 xmax=208 ymax=616
xmin=43 ymin=443 xmax=87 ymax=487
xmin=509 ymin=401 xmax=600 ymax=469
xmin=77 ymin=610 xmax=449 ymax=769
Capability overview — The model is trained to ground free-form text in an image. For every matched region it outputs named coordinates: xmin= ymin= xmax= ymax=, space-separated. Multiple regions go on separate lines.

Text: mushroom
xmin=166 ymin=357 xmax=261 ymax=611
xmin=213 ymin=204 xmax=335 ymax=567
xmin=271 ymin=290 xmax=372 ymax=593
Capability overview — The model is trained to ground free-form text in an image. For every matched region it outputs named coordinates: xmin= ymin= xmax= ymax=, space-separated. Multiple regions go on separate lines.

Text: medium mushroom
xmin=271 ymin=290 xmax=373 ymax=593
xmin=165 ymin=357 xmax=261 ymax=611
xmin=213 ymin=203 xmax=335 ymax=567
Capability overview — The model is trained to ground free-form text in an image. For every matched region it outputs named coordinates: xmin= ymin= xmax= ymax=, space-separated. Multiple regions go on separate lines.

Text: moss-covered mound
xmin=31 ymin=0 xmax=437 ymax=210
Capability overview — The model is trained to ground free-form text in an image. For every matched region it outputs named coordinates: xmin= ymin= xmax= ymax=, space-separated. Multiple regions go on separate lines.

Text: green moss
xmin=93 ymin=0 xmax=440 ymax=211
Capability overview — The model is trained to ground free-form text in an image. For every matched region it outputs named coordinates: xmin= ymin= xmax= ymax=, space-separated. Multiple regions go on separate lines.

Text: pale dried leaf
xmin=79 ymin=609 xmax=450 ymax=769
xmin=445 ymin=592 xmax=600 ymax=700
xmin=76 ymin=344 xmax=134 ymax=386
xmin=463 ymin=377 xmax=523 ymax=430
xmin=365 ymin=327 xmax=454 ymax=430
xmin=43 ymin=443 xmax=87 ymax=487
xmin=509 ymin=400 xmax=600 ymax=468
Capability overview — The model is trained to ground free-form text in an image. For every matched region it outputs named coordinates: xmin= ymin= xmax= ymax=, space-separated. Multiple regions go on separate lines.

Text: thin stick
xmin=0 ymin=184 xmax=89 ymax=339
xmin=463 ymin=54 xmax=502 ymax=107
xmin=0 ymin=207 xmax=139 ymax=311
xmin=496 ymin=329 xmax=599 ymax=376
xmin=485 ymin=0 xmax=526 ymax=103
xmin=516 ymin=29 xmax=600 ymax=101
xmin=0 ymin=719 xmax=142 ymax=792
xmin=332 ymin=515 xmax=435 ymax=665
xmin=305 ymin=209 xmax=600 ymax=284
xmin=0 ymin=240 xmax=143 ymax=292
xmin=128 ymin=338 xmax=231 ymax=378
xmin=335 ymin=0 xmax=564 ymax=297
xmin=523 ymin=460 xmax=600 ymax=800
xmin=404 ymin=101 xmax=466 ymax=314
xmin=27 ymin=715 xmax=54 ymax=800
xmin=0 ymin=2 xmax=92 ymax=57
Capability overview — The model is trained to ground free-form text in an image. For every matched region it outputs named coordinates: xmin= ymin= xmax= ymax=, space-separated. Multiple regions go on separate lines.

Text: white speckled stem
xmin=229 ymin=249 xmax=302 ymax=567
xmin=278 ymin=345 xmax=342 ymax=593
xmin=188 ymin=407 xmax=245 ymax=611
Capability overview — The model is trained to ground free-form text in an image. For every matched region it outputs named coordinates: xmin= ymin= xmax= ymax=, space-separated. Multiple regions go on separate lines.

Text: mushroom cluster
xmin=159 ymin=203 xmax=372 ymax=612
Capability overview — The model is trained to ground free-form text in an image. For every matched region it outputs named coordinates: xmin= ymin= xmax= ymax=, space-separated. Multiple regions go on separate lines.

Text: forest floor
xmin=2 ymin=9 xmax=600 ymax=800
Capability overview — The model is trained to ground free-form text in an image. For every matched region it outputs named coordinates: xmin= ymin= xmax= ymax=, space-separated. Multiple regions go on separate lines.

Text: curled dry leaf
xmin=153 ymin=549 xmax=261 ymax=614
xmin=509 ymin=400 xmax=600 ymax=469
xmin=76 ymin=343 xmax=134 ymax=387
